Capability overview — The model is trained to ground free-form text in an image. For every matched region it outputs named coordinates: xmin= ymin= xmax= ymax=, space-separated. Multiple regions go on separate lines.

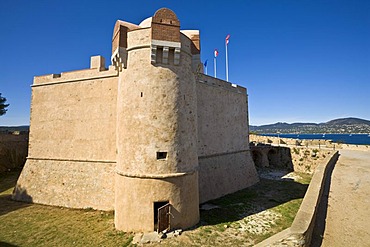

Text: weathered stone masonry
xmin=13 ymin=8 xmax=259 ymax=232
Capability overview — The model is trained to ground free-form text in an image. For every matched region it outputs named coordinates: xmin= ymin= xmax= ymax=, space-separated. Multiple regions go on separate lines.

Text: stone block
xmin=90 ymin=55 xmax=105 ymax=70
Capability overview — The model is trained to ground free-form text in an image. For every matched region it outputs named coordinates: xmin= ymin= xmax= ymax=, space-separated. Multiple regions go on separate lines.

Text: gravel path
xmin=321 ymin=149 xmax=370 ymax=246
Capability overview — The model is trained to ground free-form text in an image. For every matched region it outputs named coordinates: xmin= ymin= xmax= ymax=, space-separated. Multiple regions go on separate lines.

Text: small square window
xmin=157 ymin=152 xmax=167 ymax=160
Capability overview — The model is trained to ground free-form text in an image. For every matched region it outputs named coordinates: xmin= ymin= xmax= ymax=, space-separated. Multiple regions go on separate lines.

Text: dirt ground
xmin=0 ymin=169 xmax=310 ymax=247
xmin=320 ymin=150 xmax=370 ymax=246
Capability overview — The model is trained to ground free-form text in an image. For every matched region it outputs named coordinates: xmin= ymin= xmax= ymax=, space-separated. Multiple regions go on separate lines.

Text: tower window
xmin=168 ymin=48 xmax=175 ymax=65
xmin=157 ymin=152 xmax=167 ymax=160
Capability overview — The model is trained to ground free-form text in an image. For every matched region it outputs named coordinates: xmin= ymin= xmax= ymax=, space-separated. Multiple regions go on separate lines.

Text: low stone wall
xmin=340 ymin=143 xmax=370 ymax=151
xmin=250 ymin=134 xmax=370 ymax=152
xmin=255 ymin=151 xmax=339 ymax=247
xmin=198 ymin=150 xmax=259 ymax=203
xmin=250 ymin=134 xmax=332 ymax=147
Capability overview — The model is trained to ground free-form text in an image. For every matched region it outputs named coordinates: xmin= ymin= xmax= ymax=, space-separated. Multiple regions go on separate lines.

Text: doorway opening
xmin=154 ymin=201 xmax=170 ymax=232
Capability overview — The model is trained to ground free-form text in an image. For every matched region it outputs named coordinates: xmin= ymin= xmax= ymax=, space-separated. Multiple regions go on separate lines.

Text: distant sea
xmin=261 ymin=133 xmax=370 ymax=145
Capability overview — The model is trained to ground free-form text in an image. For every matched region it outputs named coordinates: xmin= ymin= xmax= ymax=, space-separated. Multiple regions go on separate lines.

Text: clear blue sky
xmin=0 ymin=0 xmax=369 ymax=126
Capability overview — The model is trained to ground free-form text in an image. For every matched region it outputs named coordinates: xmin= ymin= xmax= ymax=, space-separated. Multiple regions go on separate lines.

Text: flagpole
xmin=225 ymin=34 xmax=230 ymax=82
xmin=225 ymin=41 xmax=229 ymax=82
xmin=214 ymin=57 xmax=217 ymax=78
xmin=206 ymin=66 xmax=208 ymax=75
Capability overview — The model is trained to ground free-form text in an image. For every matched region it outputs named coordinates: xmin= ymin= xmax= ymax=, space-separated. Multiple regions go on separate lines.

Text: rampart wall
xmin=13 ymin=63 xmax=118 ymax=210
xmin=197 ymin=74 xmax=258 ymax=203
xmin=29 ymin=70 xmax=118 ymax=161
xmin=250 ymin=134 xmax=370 ymax=151
xmin=13 ymin=54 xmax=260 ymax=212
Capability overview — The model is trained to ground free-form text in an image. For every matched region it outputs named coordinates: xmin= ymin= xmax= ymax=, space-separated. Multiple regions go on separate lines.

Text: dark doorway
xmin=268 ymin=149 xmax=279 ymax=167
xmin=252 ymin=150 xmax=263 ymax=167
xmin=154 ymin=201 xmax=170 ymax=232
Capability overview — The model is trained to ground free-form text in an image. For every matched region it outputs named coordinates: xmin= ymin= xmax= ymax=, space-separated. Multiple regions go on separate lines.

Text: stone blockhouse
xmin=250 ymin=144 xmax=294 ymax=170
xmin=13 ymin=8 xmax=259 ymax=232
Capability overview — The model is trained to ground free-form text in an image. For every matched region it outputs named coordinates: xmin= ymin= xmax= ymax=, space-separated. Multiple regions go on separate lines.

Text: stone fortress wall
xmin=13 ymin=58 xmax=118 ymax=210
xmin=197 ymin=74 xmax=258 ymax=203
xmin=13 ymin=8 xmax=259 ymax=232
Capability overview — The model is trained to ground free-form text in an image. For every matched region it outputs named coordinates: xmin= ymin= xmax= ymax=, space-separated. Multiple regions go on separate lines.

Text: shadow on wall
xmin=12 ymin=185 xmax=33 ymax=203
xmin=252 ymin=150 xmax=263 ymax=168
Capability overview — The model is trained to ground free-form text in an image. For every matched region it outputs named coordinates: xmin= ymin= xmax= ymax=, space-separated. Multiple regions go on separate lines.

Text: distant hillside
xmin=250 ymin=117 xmax=370 ymax=134
xmin=325 ymin=117 xmax=370 ymax=126
xmin=0 ymin=126 xmax=29 ymax=133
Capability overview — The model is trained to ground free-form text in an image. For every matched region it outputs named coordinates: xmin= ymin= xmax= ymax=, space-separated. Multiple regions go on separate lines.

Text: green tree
xmin=0 ymin=93 xmax=9 ymax=116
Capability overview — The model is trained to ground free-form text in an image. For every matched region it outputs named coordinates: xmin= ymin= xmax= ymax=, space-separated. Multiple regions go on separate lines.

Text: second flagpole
xmin=214 ymin=57 xmax=217 ymax=78
xmin=225 ymin=34 xmax=230 ymax=82
xmin=214 ymin=49 xmax=218 ymax=78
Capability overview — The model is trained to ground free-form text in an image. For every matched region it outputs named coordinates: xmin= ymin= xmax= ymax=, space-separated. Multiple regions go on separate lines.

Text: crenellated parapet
xmin=33 ymin=56 xmax=117 ymax=87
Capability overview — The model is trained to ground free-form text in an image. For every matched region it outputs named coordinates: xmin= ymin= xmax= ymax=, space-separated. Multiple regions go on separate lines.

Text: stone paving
xmin=320 ymin=150 xmax=370 ymax=246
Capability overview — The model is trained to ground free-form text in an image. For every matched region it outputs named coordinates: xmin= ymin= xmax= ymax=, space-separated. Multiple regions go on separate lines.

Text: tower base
xmin=114 ymin=171 xmax=199 ymax=232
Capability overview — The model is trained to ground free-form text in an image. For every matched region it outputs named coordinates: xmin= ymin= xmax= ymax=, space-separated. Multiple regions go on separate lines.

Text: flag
xmin=214 ymin=49 xmax=219 ymax=58
xmin=225 ymin=34 xmax=230 ymax=45
xmin=204 ymin=59 xmax=208 ymax=67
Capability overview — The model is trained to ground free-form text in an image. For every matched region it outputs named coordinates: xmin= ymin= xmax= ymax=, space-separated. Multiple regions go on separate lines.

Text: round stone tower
xmin=114 ymin=8 xmax=200 ymax=232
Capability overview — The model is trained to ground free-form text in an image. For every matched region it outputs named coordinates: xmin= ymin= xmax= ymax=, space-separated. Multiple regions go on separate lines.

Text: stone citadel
xmin=13 ymin=8 xmax=259 ymax=232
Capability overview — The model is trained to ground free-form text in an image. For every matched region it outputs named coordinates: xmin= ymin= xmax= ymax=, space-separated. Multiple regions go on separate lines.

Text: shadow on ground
xmin=0 ymin=170 xmax=32 ymax=216
xmin=198 ymin=170 xmax=308 ymax=227
xmin=0 ymin=241 xmax=19 ymax=247
xmin=0 ymin=169 xmax=22 ymax=194
xmin=0 ymin=194 xmax=32 ymax=217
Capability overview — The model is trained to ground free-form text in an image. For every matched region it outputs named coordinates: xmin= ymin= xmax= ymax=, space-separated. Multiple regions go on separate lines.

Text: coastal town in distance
xmin=250 ymin=117 xmax=370 ymax=134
